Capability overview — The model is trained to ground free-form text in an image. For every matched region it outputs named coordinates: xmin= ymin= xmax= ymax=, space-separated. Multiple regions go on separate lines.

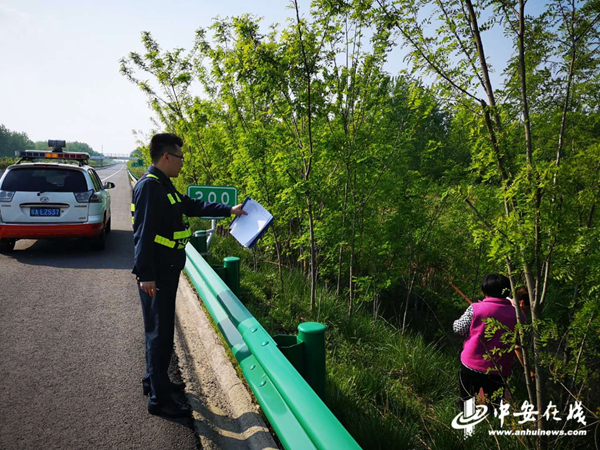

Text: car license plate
xmin=30 ymin=207 xmax=60 ymax=217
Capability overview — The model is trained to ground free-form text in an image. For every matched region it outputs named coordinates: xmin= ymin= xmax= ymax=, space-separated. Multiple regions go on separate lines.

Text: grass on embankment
xmin=126 ymin=163 xmax=145 ymax=180
xmin=199 ymin=230 xmax=540 ymax=450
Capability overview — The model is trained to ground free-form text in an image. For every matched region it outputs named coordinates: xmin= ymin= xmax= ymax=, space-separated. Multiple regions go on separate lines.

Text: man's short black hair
xmin=149 ymin=133 xmax=184 ymax=163
xmin=481 ymin=273 xmax=511 ymax=298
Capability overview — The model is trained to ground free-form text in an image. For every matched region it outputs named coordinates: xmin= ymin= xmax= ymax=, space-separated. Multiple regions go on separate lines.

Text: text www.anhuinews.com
xmin=489 ymin=429 xmax=587 ymax=436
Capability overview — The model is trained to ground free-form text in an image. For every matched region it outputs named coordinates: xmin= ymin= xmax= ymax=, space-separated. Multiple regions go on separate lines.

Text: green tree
xmin=371 ymin=0 xmax=600 ymax=440
xmin=0 ymin=124 xmax=34 ymax=158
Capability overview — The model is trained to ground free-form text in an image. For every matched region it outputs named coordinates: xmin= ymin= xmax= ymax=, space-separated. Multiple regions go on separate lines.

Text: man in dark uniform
xmin=132 ymin=133 xmax=246 ymax=417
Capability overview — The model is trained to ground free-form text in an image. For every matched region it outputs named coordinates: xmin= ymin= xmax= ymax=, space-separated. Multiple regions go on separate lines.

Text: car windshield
xmin=1 ymin=168 xmax=88 ymax=193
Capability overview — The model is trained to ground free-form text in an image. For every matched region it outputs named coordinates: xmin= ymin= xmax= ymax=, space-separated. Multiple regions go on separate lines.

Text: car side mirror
xmin=103 ymin=182 xmax=115 ymax=189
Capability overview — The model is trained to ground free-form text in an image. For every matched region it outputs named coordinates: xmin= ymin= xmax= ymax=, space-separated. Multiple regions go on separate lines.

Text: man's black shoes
xmin=148 ymin=401 xmax=190 ymax=418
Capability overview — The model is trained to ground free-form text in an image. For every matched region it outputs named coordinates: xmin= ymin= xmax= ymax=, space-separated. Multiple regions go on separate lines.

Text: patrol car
xmin=0 ymin=141 xmax=114 ymax=252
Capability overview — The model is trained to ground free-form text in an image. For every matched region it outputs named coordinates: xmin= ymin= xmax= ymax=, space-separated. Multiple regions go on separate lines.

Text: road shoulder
xmin=174 ymin=274 xmax=277 ymax=450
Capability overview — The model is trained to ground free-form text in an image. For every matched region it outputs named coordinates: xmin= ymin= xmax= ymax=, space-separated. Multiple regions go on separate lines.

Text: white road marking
xmin=100 ymin=165 xmax=124 ymax=182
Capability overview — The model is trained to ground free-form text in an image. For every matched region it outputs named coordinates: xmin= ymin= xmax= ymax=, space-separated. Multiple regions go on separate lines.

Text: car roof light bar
xmin=14 ymin=150 xmax=90 ymax=166
xmin=15 ymin=150 xmax=90 ymax=160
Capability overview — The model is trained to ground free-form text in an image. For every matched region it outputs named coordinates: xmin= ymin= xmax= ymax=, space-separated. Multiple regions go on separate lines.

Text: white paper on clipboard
xmin=230 ymin=198 xmax=273 ymax=248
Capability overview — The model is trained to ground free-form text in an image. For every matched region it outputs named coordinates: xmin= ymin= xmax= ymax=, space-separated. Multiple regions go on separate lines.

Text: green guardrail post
xmin=297 ymin=322 xmax=327 ymax=398
xmin=191 ymin=230 xmax=208 ymax=256
xmin=223 ymin=256 xmax=241 ymax=297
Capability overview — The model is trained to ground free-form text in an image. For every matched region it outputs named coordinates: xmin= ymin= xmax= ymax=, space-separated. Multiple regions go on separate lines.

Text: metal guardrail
xmin=127 ymin=168 xmax=139 ymax=184
xmin=128 ymin=167 xmax=360 ymax=449
xmin=184 ymin=246 xmax=360 ymax=450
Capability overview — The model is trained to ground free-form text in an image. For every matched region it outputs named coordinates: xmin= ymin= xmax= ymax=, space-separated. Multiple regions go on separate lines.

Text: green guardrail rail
xmin=185 ymin=246 xmax=361 ymax=450
xmin=128 ymin=169 xmax=360 ymax=449
xmin=127 ymin=168 xmax=139 ymax=184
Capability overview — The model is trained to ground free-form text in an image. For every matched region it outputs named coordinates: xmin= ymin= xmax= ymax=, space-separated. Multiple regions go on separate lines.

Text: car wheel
xmin=0 ymin=239 xmax=16 ymax=252
xmin=105 ymin=215 xmax=112 ymax=234
xmin=91 ymin=226 xmax=106 ymax=251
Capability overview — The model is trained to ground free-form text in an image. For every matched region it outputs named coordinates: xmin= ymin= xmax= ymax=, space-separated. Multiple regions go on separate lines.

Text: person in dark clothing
xmin=132 ymin=133 xmax=246 ymax=418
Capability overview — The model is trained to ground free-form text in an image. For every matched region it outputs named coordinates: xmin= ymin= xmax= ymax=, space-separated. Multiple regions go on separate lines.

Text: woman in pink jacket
xmin=453 ymin=273 xmax=524 ymax=408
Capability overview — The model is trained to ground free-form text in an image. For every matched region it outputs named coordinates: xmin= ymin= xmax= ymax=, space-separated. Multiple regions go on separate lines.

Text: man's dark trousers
xmin=138 ymin=273 xmax=180 ymax=407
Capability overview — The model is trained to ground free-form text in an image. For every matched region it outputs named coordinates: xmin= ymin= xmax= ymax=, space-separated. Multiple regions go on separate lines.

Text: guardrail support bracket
xmin=191 ymin=230 xmax=209 ymax=255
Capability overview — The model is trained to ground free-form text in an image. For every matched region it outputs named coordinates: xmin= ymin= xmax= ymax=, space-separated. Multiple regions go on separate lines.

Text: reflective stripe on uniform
xmin=173 ymin=229 xmax=192 ymax=240
xmin=140 ymin=173 xmax=190 ymax=250
xmin=131 ymin=204 xmax=135 ymax=212
xmin=167 ymin=193 xmax=182 ymax=204
xmin=154 ymin=235 xmax=176 ymax=248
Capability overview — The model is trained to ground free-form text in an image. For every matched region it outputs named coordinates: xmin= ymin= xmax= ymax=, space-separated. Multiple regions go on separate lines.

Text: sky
xmin=0 ymin=0 xmax=528 ymax=157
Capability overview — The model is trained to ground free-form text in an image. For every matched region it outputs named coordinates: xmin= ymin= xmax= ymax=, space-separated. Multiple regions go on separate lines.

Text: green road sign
xmin=187 ymin=185 xmax=238 ymax=218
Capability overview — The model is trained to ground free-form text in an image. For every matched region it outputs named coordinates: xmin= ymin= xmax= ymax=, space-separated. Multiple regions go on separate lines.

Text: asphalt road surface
xmin=0 ymin=164 xmax=199 ymax=449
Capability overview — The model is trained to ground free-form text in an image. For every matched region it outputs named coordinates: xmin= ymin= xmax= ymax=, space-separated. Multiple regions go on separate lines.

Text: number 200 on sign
xmin=195 ymin=191 xmax=230 ymax=204
xmin=186 ymin=186 xmax=238 ymax=208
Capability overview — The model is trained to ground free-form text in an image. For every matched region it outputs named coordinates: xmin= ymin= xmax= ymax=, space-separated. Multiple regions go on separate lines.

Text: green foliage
xmin=207 ymin=234 xmax=560 ymax=449
xmin=0 ymin=124 xmax=102 ymax=162
xmin=0 ymin=124 xmax=34 ymax=158
xmin=127 ymin=146 xmax=150 ymax=177
xmin=0 ymin=157 xmax=17 ymax=170
xmin=122 ymin=1 xmax=600 ymax=446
